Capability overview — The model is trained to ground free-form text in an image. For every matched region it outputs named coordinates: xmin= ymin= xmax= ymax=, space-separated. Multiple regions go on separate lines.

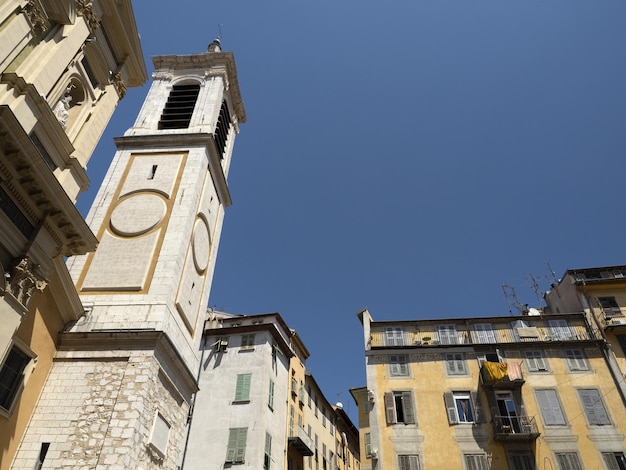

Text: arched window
xmin=158 ymin=83 xmax=200 ymax=129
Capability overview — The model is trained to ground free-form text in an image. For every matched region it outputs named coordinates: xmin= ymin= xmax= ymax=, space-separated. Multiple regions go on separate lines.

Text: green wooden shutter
xmin=234 ymin=373 xmax=251 ymax=401
xmin=268 ymin=380 xmax=275 ymax=409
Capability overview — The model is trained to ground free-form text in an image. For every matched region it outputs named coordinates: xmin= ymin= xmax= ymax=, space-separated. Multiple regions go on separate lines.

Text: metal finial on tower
xmin=208 ymin=25 xmax=223 ymax=52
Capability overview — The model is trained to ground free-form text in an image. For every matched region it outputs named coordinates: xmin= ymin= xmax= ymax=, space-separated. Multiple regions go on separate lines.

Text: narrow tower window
xmin=214 ymin=100 xmax=232 ymax=159
xmin=158 ymin=83 xmax=200 ymax=130
xmin=148 ymin=164 xmax=158 ymax=180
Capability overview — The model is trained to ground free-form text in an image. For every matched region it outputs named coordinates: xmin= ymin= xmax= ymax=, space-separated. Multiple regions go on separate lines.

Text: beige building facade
xmin=357 ymin=308 xmax=626 ymax=470
xmin=0 ymin=1 xmax=146 ymax=467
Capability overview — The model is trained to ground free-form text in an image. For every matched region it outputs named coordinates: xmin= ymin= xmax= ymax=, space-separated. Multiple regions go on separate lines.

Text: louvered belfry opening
xmin=214 ymin=100 xmax=232 ymax=159
xmin=158 ymin=83 xmax=200 ymax=129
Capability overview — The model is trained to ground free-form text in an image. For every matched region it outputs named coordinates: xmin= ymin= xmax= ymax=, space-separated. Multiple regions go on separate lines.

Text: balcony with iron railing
xmin=369 ymin=320 xmax=600 ymax=349
xmin=492 ymin=415 xmax=540 ymax=442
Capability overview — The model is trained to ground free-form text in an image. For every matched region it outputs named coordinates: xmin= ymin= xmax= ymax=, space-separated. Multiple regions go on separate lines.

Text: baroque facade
xmin=0 ymin=1 xmax=146 ymax=468
xmin=356 ymin=307 xmax=626 ymax=470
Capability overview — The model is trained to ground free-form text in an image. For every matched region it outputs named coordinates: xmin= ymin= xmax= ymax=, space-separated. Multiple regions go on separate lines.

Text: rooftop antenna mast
xmin=546 ymin=260 xmax=559 ymax=285
xmin=502 ymin=283 xmax=525 ymax=316
xmin=217 ymin=23 xmax=223 ymax=40
xmin=526 ymin=274 xmax=544 ymax=306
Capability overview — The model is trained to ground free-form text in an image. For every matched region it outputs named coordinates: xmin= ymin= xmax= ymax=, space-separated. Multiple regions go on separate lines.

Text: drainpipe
xmin=581 ymin=284 xmax=626 ymax=408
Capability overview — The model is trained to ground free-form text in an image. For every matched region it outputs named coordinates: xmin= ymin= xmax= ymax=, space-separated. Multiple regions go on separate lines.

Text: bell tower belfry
xmin=11 ymin=41 xmax=245 ymax=469
xmin=69 ymin=38 xmax=246 ymax=372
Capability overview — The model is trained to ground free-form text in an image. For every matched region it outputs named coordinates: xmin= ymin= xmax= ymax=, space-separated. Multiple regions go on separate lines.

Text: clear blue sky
xmin=78 ymin=0 xmax=626 ymax=422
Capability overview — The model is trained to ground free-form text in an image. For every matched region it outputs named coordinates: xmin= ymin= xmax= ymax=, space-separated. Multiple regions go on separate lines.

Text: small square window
xmin=241 ymin=334 xmax=255 ymax=350
xmin=148 ymin=412 xmax=171 ymax=458
xmin=524 ymin=350 xmax=549 ymax=373
xmin=390 ymin=355 xmax=409 ymax=377
xmin=564 ymin=349 xmax=589 ymax=372
xmin=445 ymin=353 xmax=467 ymax=376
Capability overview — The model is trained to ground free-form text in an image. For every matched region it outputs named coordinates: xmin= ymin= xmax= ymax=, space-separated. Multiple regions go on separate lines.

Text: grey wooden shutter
xmin=384 ymin=392 xmax=397 ymax=424
xmin=402 ymin=391 xmax=415 ymax=424
xmin=536 ymin=389 xmax=566 ymax=425
xmin=579 ymin=389 xmax=610 ymax=425
xmin=444 ymin=391 xmax=458 ymax=424
xmin=471 ymin=391 xmax=485 ymax=423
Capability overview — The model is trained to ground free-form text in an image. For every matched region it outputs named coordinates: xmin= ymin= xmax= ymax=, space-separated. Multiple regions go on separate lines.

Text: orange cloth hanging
xmin=483 ymin=361 xmax=508 ymax=382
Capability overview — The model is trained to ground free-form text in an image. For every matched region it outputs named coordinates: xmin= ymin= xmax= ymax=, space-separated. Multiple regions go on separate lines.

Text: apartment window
xmin=599 ymin=297 xmax=622 ymax=317
xmin=0 ymin=344 xmax=31 ymax=412
xmin=564 ymin=349 xmax=589 ymax=372
xmin=548 ymin=320 xmax=573 ymax=340
xmin=438 ymin=324 xmax=459 ymax=344
xmin=524 ymin=350 xmax=548 ymax=372
xmin=578 ymin=388 xmax=611 ymax=425
xmin=148 ymin=412 xmax=171 ymax=458
xmin=444 ymin=391 xmax=476 ymax=424
xmin=384 ymin=391 xmax=415 ymax=424
xmin=616 ymin=335 xmax=626 ymax=355
xmin=234 ymin=373 xmax=251 ymax=402
xmin=602 ymin=452 xmax=626 ymax=470
xmin=555 ymin=453 xmax=583 ymax=470
xmin=264 ymin=432 xmax=272 ymax=469
xmin=268 ymin=380 xmax=275 ymax=410
xmin=241 ymin=334 xmax=255 ymax=350
xmin=226 ymin=427 xmax=247 ymax=463
xmin=535 ymin=389 xmax=566 ymax=425
xmin=464 ymin=454 xmax=489 ymax=470
xmin=445 ymin=353 xmax=467 ymax=376
xmin=364 ymin=432 xmax=371 ymax=458
xmin=390 ymin=354 xmax=409 ymax=377
xmin=398 ymin=455 xmax=421 ymax=470
xmin=322 ymin=409 xmax=327 ymax=427
xmin=508 ymin=452 xmax=535 ymax=470
xmin=474 ymin=323 xmax=496 ymax=343
xmin=158 ymin=83 xmax=200 ymax=130
xmin=384 ymin=327 xmax=405 ymax=346
xmin=307 ymin=385 xmax=312 ymax=407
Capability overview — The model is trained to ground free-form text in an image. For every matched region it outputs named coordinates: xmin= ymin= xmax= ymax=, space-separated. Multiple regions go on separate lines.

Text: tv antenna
xmin=525 ymin=274 xmax=543 ymax=305
xmin=217 ymin=24 xmax=223 ymax=40
xmin=546 ymin=260 xmax=558 ymax=284
xmin=502 ymin=284 xmax=525 ymax=316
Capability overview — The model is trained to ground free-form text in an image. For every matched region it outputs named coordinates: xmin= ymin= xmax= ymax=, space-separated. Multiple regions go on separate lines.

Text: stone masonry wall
xmin=11 ymin=351 xmax=189 ymax=470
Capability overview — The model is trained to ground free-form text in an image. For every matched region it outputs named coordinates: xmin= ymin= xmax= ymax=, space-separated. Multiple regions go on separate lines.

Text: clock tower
xmin=11 ymin=41 xmax=245 ymax=469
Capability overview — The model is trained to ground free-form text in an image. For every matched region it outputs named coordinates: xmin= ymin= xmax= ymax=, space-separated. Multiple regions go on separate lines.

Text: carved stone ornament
xmin=76 ymin=0 xmax=99 ymax=31
xmin=5 ymin=257 xmax=48 ymax=308
xmin=24 ymin=0 xmax=47 ymax=35
xmin=111 ymin=72 xmax=127 ymax=99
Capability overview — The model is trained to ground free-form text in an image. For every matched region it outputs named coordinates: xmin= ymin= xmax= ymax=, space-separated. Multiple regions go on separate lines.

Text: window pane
xmin=0 ymin=346 xmax=30 ymax=410
xmin=578 ymin=389 xmax=611 ymax=425
xmin=536 ymin=389 xmax=566 ymax=425
xmin=556 ymin=453 xmax=583 ymax=470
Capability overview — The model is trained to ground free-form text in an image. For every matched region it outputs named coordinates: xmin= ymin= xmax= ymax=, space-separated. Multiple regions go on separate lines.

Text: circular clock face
xmin=192 ymin=217 xmax=211 ymax=273
xmin=110 ymin=194 xmax=166 ymax=237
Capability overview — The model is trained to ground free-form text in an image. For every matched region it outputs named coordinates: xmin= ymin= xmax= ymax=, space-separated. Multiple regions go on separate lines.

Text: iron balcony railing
xmin=369 ymin=322 xmax=600 ymax=348
xmin=493 ymin=415 xmax=540 ymax=441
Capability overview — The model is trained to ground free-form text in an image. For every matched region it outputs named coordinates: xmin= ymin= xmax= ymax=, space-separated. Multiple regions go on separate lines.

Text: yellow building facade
xmin=357 ymin=308 xmax=626 ymax=469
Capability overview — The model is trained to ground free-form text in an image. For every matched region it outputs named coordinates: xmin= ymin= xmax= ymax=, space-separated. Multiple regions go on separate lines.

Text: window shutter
xmin=471 ymin=391 xmax=485 ymax=423
xmin=556 ymin=453 xmax=583 ymax=470
xmin=446 ymin=353 xmax=466 ymax=375
xmin=603 ymin=453 xmax=621 ymax=470
xmin=398 ymin=455 xmax=420 ymax=470
xmin=384 ymin=392 xmax=397 ymax=424
xmin=579 ymin=389 xmax=610 ymax=425
xmin=234 ymin=373 xmax=252 ymax=401
xmin=524 ymin=351 xmax=546 ymax=371
xmin=268 ymin=380 xmax=275 ymax=408
xmin=565 ymin=350 xmax=587 ymax=371
xmin=364 ymin=432 xmax=371 ymax=456
xmin=443 ymin=391 xmax=458 ymax=424
xmin=402 ymin=391 xmax=415 ymax=424
xmin=226 ymin=429 xmax=237 ymax=462
xmin=536 ymin=389 xmax=566 ymax=425
xmin=234 ymin=428 xmax=247 ymax=463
